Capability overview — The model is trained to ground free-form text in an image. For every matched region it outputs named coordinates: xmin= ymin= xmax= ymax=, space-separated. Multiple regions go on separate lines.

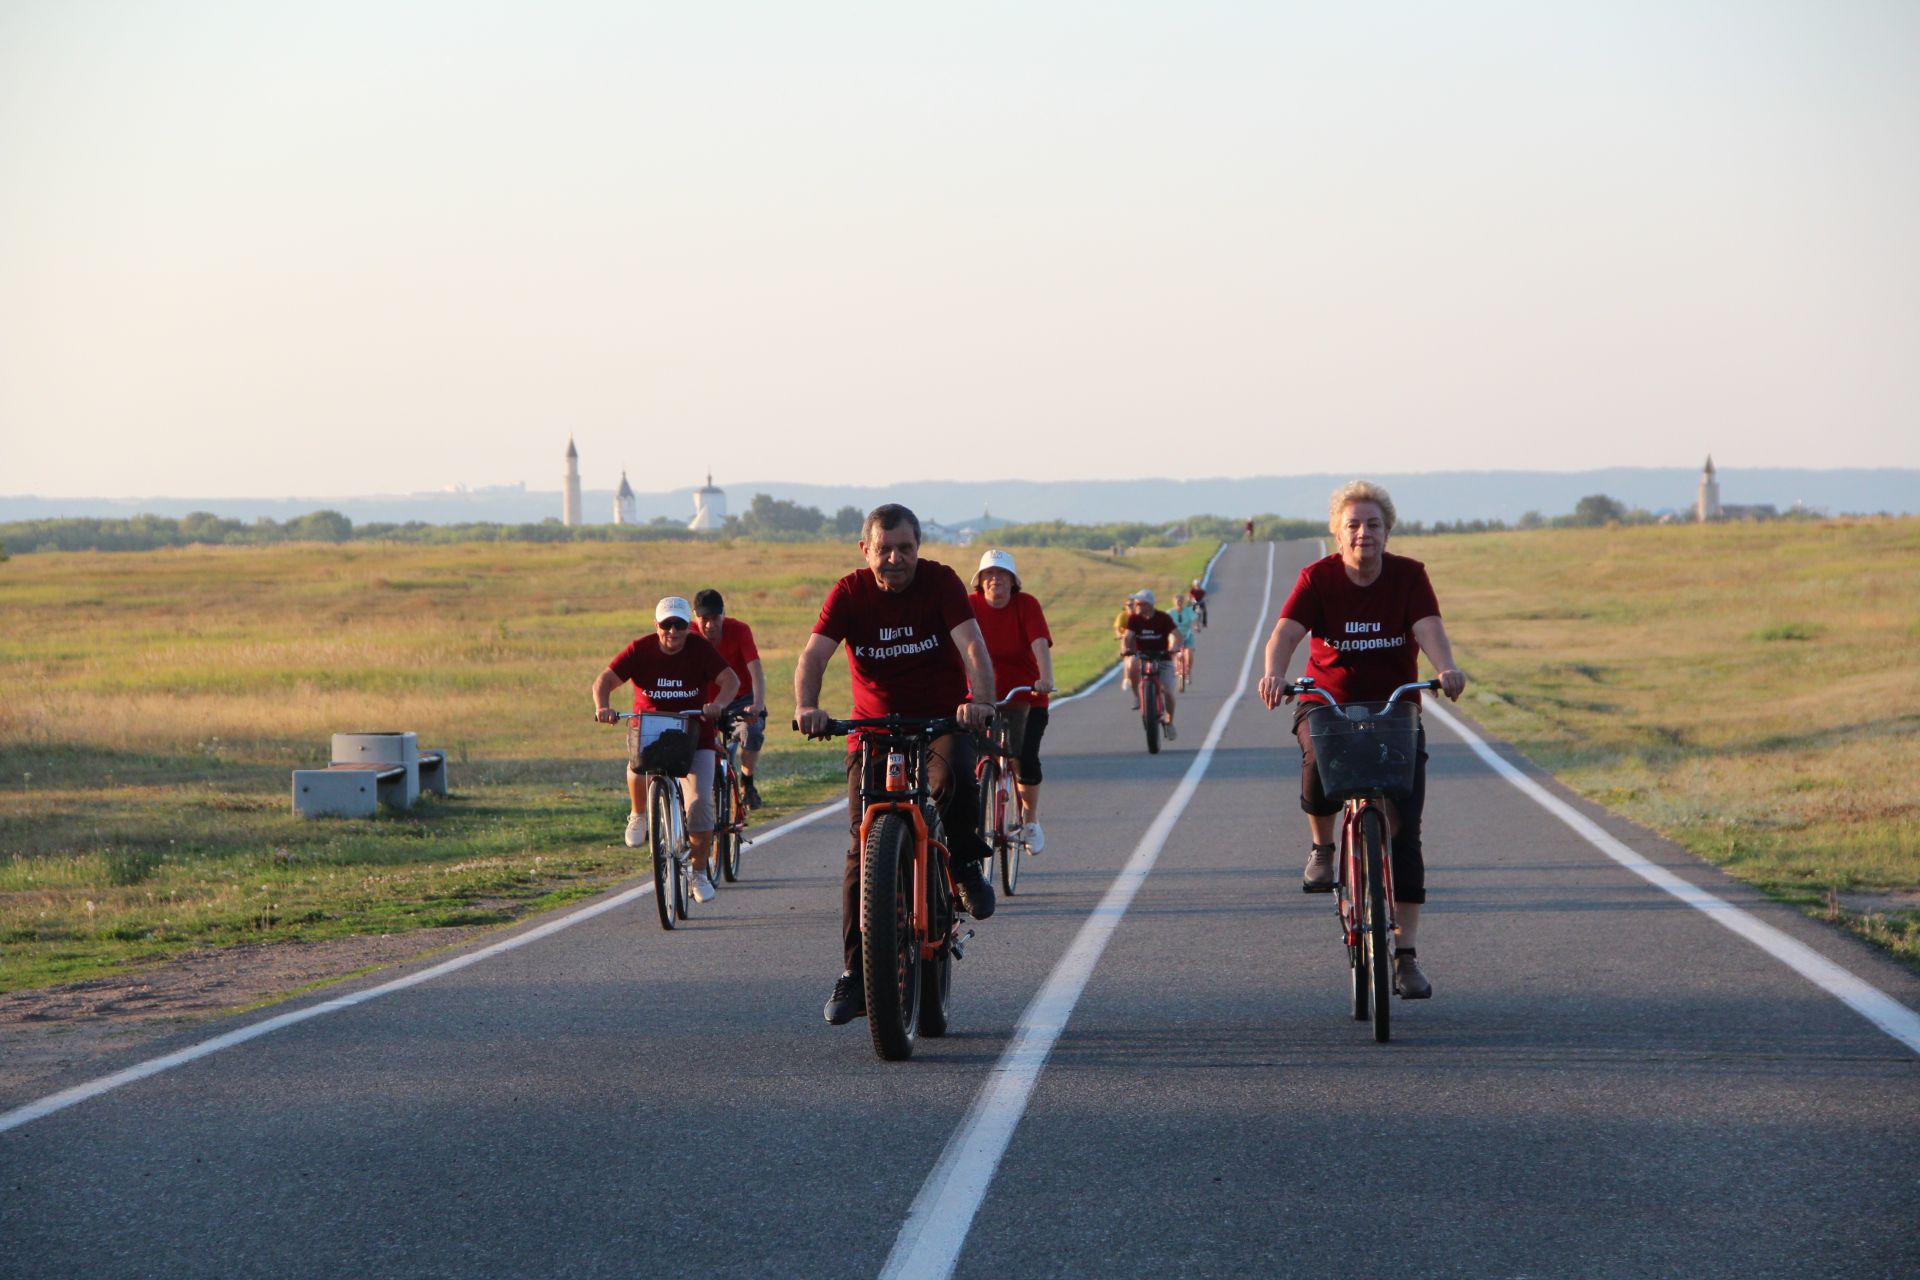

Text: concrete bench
xmin=292 ymin=731 xmax=449 ymax=818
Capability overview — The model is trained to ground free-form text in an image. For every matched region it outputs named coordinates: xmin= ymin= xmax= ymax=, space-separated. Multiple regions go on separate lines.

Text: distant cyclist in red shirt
xmin=968 ymin=549 xmax=1055 ymax=854
xmin=1257 ymin=481 xmax=1465 ymax=1000
xmin=795 ymin=504 xmax=999 ymax=1027
xmin=691 ymin=588 xmax=767 ymax=810
xmin=593 ymin=596 xmax=741 ymax=904
xmin=1187 ymin=577 xmax=1208 ymax=629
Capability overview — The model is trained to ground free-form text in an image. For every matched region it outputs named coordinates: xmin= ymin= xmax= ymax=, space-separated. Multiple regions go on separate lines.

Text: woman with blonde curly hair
xmin=1256 ymin=481 xmax=1466 ymax=1000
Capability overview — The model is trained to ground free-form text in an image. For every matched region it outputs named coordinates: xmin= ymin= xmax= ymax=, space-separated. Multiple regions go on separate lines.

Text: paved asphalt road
xmin=5 ymin=542 xmax=1917 ymax=1279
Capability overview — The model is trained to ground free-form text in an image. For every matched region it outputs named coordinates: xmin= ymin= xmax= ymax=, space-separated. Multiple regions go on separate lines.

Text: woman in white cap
xmin=593 ymin=596 xmax=740 ymax=902
xmin=968 ymin=550 xmax=1055 ymax=852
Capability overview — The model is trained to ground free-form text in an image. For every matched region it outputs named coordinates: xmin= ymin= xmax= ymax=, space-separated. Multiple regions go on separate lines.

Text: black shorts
xmin=997 ymin=703 xmax=1050 ymax=787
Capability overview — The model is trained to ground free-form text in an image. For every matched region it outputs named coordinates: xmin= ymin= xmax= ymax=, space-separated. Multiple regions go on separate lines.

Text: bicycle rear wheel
xmin=919 ymin=813 xmax=954 ymax=1039
xmin=649 ymin=777 xmax=677 ymax=931
xmin=861 ymin=812 xmax=921 ymax=1061
xmin=1360 ymin=806 xmax=1392 ymax=1043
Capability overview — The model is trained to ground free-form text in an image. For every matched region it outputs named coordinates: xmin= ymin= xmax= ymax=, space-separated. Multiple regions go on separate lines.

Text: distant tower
xmin=689 ymin=472 xmax=727 ymax=535
xmin=1696 ymin=454 xmax=1721 ymax=523
xmin=563 ymin=437 xmax=582 ymax=527
xmin=613 ymin=471 xmax=636 ymax=525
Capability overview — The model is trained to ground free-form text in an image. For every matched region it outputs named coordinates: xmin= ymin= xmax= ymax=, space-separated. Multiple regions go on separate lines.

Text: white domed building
xmin=689 ymin=473 xmax=727 ymax=534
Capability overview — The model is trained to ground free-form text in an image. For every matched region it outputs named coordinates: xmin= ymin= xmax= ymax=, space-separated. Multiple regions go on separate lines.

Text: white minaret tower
xmin=613 ymin=471 xmax=636 ymax=525
xmin=563 ymin=437 xmax=582 ymax=527
xmin=1696 ymin=454 xmax=1720 ymax=523
xmin=689 ymin=471 xmax=727 ymax=534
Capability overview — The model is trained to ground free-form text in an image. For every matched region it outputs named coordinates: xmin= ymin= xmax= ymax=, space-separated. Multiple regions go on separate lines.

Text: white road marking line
xmin=879 ymin=543 xmax=1276 ymax=1280
xmin=1423 ymin=700 xmax=1920 ymax=1056
xmin=0 ymin=799 xmax=843 ymax=1135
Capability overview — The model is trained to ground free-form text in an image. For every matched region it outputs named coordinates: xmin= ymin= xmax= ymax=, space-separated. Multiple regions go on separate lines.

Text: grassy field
xmin=0 ymin=538 xmax=1212 ymax=992
xmin=1403 ymin=518 xmax=1920 ymax=966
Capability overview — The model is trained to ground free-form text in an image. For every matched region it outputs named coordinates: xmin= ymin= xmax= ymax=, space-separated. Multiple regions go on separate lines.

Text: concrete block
xmin=333 ymin=731 xmax=419 ymax=808
xmin=293 ymin=768 xmax=379 ymax=818
xmin=418 ymin=750 xmax=449 ymax=797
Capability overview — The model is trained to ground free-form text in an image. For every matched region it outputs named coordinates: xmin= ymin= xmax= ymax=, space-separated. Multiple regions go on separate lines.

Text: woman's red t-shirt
xmin=967 ymin=591 xmax=1052 ymax=707
xmin=607 ymin=633 xmax=733 ymax=749
xmin=1277 ymin=552 xmax=1440 ymax=707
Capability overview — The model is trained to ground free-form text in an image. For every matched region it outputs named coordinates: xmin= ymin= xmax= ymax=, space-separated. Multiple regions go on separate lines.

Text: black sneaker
xmin=823 ymin=970 xmax=866 ymax=1025
xmin=953 ymin=860 xmax=996 ymax=920
xmin=742 ymin=774 xmax=763 ymax=811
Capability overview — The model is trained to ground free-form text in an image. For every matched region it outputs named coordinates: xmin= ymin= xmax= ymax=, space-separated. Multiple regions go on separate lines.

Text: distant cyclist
xmin=968 ymin=549 xmax=1055 ymax=853
xmin=1187 ymin=577 xmax=1208 ymax=629
xmin=1121 ymin=589 xmax=1183 ymax=739
xmin=691 ymin=588 xmax=767 ymax=809
xmin=1256 ymin=481 xmax=1465 ymax=999
xmin=794 ymin=504 xmax=999 ymax=1026
xmin=1169 ymin=591 xmax=1199 ymax=688
xmin=1113 ymin=595 xmax=1137 ymax=693
xmin=593 ymin=596 xmax=741 ymax=903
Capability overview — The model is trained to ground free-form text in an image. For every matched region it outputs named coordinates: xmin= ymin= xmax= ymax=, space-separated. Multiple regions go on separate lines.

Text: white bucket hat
xmin=973 ymin=548 xmax=1021 ymax=591
xmin=654 ymin=596 xmax=693 ymax=624
xmin=1135 ymin=588 xmax=1156 ymax=606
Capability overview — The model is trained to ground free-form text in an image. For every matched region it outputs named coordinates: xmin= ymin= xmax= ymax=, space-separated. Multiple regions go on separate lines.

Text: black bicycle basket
xmin=628 ymin=714 xmax=695 ymax=777
xmin=1306 ymin=701 xmax=1420 ymax=800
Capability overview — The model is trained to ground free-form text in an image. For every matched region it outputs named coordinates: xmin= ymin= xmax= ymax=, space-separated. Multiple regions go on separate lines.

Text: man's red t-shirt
xmin=814 ymin=559 xmax=975 ymax=719
xmin=1123 ymin=609 xmax=1178 ymax=656
xmin=704 ymin=617 xmax=760 ymax=704
xmin=1278 ymin=552 xmax=1441 ymax=707
xmin=968 ymin=591 xmax=1052 ymax=707
xmin=607 ymin=633 xmax=732 ymax=749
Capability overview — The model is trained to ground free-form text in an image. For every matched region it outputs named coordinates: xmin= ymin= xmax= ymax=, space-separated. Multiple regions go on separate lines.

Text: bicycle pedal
xmin=950 ymin=927 xmax=976 ymax=959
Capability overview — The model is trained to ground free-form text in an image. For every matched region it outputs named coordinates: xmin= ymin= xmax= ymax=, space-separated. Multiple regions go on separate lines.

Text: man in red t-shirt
xmin=593 ymin=596 xmax=740 ymax=904
xmin=1258 ymin=482 xmax=1465 ymax=1000
xmin=1188 ymin=578 xmax=1208 ymax=629
xmin=1121 ymin=589 xmax=1185 ymax=738
xmin=691 ymin=588 xmax=768 ymax=809
xmin=968 ymin=549 xmax=1055 ymax=853
xmin=795 ymin=504 xmax=998 ymax=1026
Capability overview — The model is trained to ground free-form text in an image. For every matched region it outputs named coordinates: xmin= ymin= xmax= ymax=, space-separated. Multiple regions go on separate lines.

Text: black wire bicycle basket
xmin=628 ymin=713 xmax=695 ymax=777
xmin=1306 ymin=701 xmax=1420 ymax=800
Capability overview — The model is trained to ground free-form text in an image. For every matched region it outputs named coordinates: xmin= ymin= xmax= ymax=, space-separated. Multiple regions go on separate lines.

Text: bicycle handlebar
xmin=1279 ymin=677 xmax=1441 ymax=713
xmin=791 ymin=713 xmax=964 ymax=741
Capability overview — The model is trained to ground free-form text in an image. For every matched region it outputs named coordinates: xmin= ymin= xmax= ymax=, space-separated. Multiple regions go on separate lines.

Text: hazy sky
xmin=3 ymin=1 xmax=1916 ymax=499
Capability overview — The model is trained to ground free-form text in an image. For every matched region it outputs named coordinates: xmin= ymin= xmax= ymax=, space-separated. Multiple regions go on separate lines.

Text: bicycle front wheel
xmin=1360 ymin=806 xmax=1392 ymax=1043
xmin=861 ymin=812 xmax=922 ymax=1061
xmin=649 ymin=777 xmax=677 ymax=931
xmin=1142 ymin=677 xmax=1161 ymax=755
xmin=999 ymin=786 xmax=1022 ymax=897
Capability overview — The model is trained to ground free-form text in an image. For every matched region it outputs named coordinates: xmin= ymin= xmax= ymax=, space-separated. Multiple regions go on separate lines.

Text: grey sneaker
xmin=1161 ymin=717 xmax=1176 ymax=741
xmin=1394 ymin=952 xmax=1432 ymax=999
xmin=1302 ymin=843 xmax=1336 ymax=893
xmin=689 ymin=867 xmax=717 ymax=904
xmin=624 ymin=812 xmax=647 ymax=848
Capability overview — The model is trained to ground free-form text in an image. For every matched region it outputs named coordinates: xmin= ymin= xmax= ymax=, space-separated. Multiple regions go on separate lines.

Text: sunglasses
xmin=657 ymin=618 xmax=689 ymax=632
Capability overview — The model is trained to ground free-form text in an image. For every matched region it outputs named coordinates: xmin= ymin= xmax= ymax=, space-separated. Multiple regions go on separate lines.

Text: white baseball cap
xmin=654 ymin=596 xmax=693 ymax=624
xmin=974 ymin=548 xmax=1020 ymax=590
xmin=1135 ymin=588 xmax=1156 ymax=606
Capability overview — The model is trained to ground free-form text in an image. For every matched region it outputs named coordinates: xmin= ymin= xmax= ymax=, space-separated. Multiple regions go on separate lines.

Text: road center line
xmin=879 ymin=543 xmax=1276 ymax=1280
xmin=1423 ymin=700 xmax=1920 ymax=1056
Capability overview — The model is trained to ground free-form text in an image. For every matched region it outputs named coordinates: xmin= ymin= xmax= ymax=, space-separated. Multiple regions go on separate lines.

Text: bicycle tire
xmin=1340 ymin=831 xmax=1367 ymax=1020
xmin=713 ymin=759 xmax=739 ymax=882
xmin=861 ymin=812 xmax=921 ymax=1061
xmin=999 ymin=779 xmax=1022 ymax=897
xmin=668 ymin=784 xmax=691 ymax=919
xmin=1143 ymin=674 xmax=1161 ymax=754
xmin=919 ymin=811 xmax=954 ymax=1038
xmin=649 ymin=777 xmax=677 ymax=931
xmin=1360 ymin=806 xmax=1392 ymax=1043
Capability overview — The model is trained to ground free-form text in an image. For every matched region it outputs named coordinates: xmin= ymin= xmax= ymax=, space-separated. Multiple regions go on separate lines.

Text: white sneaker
xmin=690 ymin=867 xmax=716 ymax=903
xmin=624 ymin=813 xmax=647 ymax=848
xmin=1022 ymin=821 xmax=1045 ymax=854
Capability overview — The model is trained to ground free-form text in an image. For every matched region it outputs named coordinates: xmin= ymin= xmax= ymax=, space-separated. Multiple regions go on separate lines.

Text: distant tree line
xmin=2 ymin=493 xmax=1851 ymax=556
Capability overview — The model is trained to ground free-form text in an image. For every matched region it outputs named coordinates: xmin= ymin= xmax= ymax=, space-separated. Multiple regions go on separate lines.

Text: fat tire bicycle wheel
xmin=1142 ymin=676 xmax=1161 ymax=755
xmin=861 ymin=812 xmax=921 ymax=1061
xmin=1360 ymin=806 xmax=1392 ymax=1043
xmin=919 ymin=812 xmax=954 ymax=1039
xmin=649 ymin=777 xmax=677 ymax=931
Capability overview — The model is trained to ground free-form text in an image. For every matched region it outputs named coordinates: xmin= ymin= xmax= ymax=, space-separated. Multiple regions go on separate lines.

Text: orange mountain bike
xmin=798 ymin=712 xmax=976 ymax=1062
